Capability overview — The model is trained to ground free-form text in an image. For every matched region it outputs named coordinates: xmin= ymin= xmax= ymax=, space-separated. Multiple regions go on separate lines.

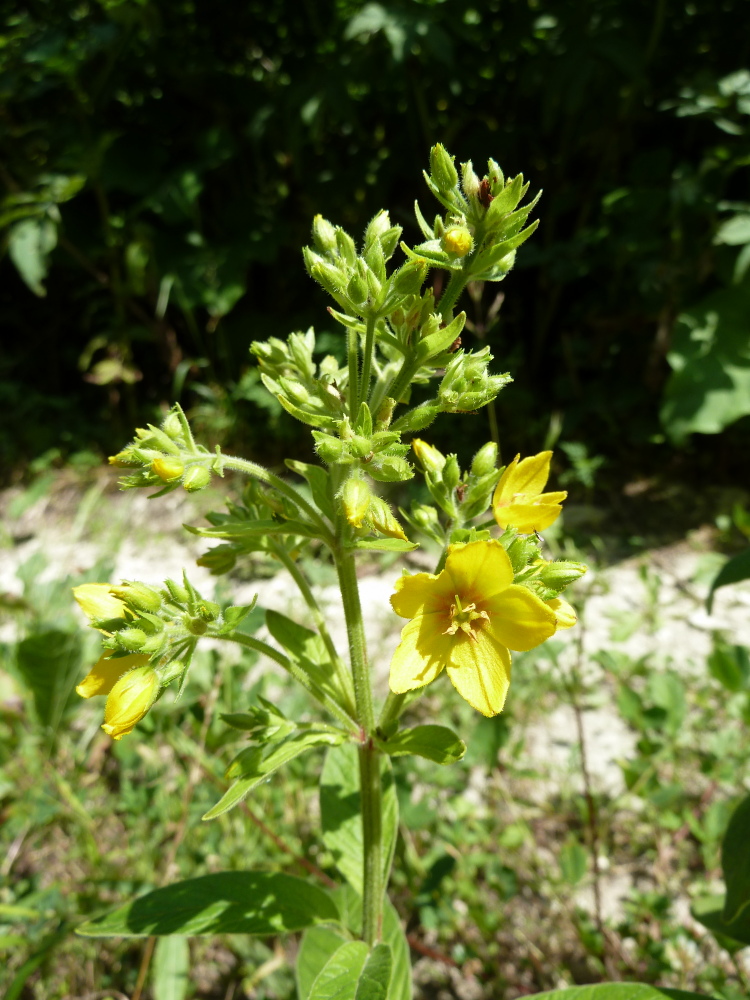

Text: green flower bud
xmin=471 ymin=442 xmax=498 ymax=477
xmin=368 ymin=455 xmax=414 ymax=482
xmin=349 ymin=435 xmax=373 ymax=458
xmin=461 ymin=160 xmax=481 ymax=200
xmin=412 ymin=438 xmax=446 ymax=475
xmin=165 ymin=578 xmax=190 ymax=604
xmin=537 ymin=561 xmax=588 ymax=590
xmin=430 ymin=143 xmax=459 ymax=193
xmin=506 ymin=536 xmax=539 ymax=574
xmin=443 ymin=455 xmax=460 ymax=491
xmin=375 ymin=397 xmax=396 ymax=430
xmin=347 ymin=268 xmax=369 ymax=305
xmin=161 ymin=411 xmax=183 ymax=439
xmin=117 ymin=628 xmax=148 ymax=651
xmin=410 ymin=503 xmax=440 ymax=530
xmin=312 ymin=214 xmax=338 ymax=254
xmin=183 ymin=466 xmax=211 ymax=492
xmin=140 ymin=633 xmax=166 ymax=655
xmin=313 ymin=432 xmax=346 ymax=463
xmin=335 ymin=228 xmax=357 ymax=267
xmin=392 ymin=260 xmax=428 ymax=296
xmin=186 ymin=617 xmax=208 ymax=636
xmin=278 ymin=377 xmax=309 ymax=407
xmin=110 ymin=582 xmax=163 ymax=613
xmin=197 ymin=600 xmax=221 ymax=622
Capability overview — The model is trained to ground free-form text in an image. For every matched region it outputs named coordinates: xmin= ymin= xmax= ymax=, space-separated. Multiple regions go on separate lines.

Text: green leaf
xmin=356 ymin=943 xmax=392 ymax=1000
xmin=286 ymin=460 xmax=335 ymax=520
xmin=266 ymin=610 xmax=356 ymax=717
xmin=204 ymin=729 xmax=345 ymax=820
xmin=308 ymin=941 xmax=370 ymax=1000
xmin=559 ymin=837 xmax=588 ymax=886
xmin=723 ymin=792 xmax=750 ymax=924
xmin=707 ymin=548 xmax=750 ymax=612
xmin=153 ymin=936 xmax=189 ymax=1000
xmin=15 ymin=630 xmax=82 ymax=730
xmin=692 ymin=895 xmax=750 ymax=952
xmin=298 ymin=926 xmax=349 ymax=1000
xmin=8 ymin=216 xmax=58 ymax=296
xmin=76 ymin=872 xmax=338 ymax=937
xmin=707 ymin=643 xmax=750 ymax=692
xmin=187 ymin=518 xmax=320 ymax=540
xmin=350 ymin=538 xmax=418 ymax=552
xmin=376 ymin=725 xmax=466 ymax=765
xmin=530 ymin=985 xmax=714 ymax=1000
xmin=320 ymin=744 xmax=399 ymax=897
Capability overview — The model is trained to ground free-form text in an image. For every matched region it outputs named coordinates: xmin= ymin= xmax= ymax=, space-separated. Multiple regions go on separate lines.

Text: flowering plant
xmin=73 ymin=145 xmax=591 ymax=996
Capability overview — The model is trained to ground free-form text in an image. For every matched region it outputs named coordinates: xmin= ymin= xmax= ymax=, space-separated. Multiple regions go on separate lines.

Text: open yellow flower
xmin=101 ymin=664 xmax=160 ymax=740
xmin=492 ymin=450 xmax=567 ymax=534
xmin=76 ymin=650 xmax=150 ymax=698
xmin=389 ymin=539 xmax=557 ymax=716
xmin=73 ymin=583 xmax=128 ymax=623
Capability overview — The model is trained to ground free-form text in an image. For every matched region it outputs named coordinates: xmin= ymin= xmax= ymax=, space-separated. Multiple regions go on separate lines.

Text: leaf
xmin=266 ymin=610 xmax=356 ymax=718
xmin=376 ymin=725 xmax=466 ymax=765
xmin=350 ymin=538 xmax=418 ymax=552
xmin=308 ymin=941 xmax=370 ymax=1000
xmin=15 ymin=630 xmax=82 ymax=730
xmin=559 ymin=837 xmax=588 ymax=886
xmin=723 ymin=792 xmax=750 ymax=924
xmin=320 ymin=744 xmax=399 ymax=897
xmin=707 ymin=548 xmax=750 ymax=612
xmin=707 ymin=643 xmax=750 ymax=692
xmin=76 ymin=872 xmax=339 ymax=937
xmin=153 ymin=936 xmax=189 ymax=1000
xmin=8 ymin=216 xmax=58 ymax=296
xmin=286 ymin=460 xmax=335 ymax=520
xmin=530 ymin=985 xmax=714 ymax=1000
xmin=692 ymin=895 xmax=750 ymax=952
xmin=356 ymin=943 xmax=392 ymax=1000
xmin=187 ymin=518 xmax=320 ymax=540
xmin=216 ymin=600 xmax=258 ymax=634
xmin=298 ymin=926 xmax=349 ymax=1000
xmin=204 ymin=729 xmax=345 ymax=820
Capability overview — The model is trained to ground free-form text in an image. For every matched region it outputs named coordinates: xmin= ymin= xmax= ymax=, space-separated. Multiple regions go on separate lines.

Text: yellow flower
xmin=546 ymin=596 xmax=577 ymax=630
xmin=73 ymin=583 xmax=127 ymax=623
xmin=101 ymin=665 xmax=160 ymax=740
xmin=76 ymin=650 xmax=151 ymax=698
xmin=389 ymin=539 xmax=556 ymax=716
xmin=492 ymin=450 xmax=567 ymax=534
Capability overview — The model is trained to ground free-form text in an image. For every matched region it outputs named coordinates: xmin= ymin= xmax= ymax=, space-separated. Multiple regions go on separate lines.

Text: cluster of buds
xmin=340 ymin=475 xmax=409 ymax=542
xmin=303 ymin=210 xmax=428 ymax=321
xmin=312 ymin=401 xmax=413 ymax=483
xmin=74 ymin=577 xmax=254 ymax=739
xmin=402 ymin=144 xmax=541 ymax=283
xmin=109 ymin=405 xmax=216 ymax=496
xmin=251 ymin=328 xmax=347 ymax=431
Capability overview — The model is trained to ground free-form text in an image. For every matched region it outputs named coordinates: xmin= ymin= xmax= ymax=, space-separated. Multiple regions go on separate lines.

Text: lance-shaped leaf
xmin=286 ymin=460 xmax=335 ymax=520
xmin=723 ymin=792 xmax=750 ymax=924
xmin=707 ymin=548 xmax=750 ymax=612
xmin=186 ymin=518 xmax=320 ymax=541
xmin=416 ymin=312 xmax=466 ymax=363
xmin=203 ymin=729 xmax=345 ymax=820
xmin=472 ymin=221 xmax=540 ymax=274
xmin=376 ymin=725 xmax=466 ymax=765
xmin=530 ymin=987 xmax=713 ymax=1000
xmin=266 ymin=610 xmax=356 ymax=717
xmin=76 ymin=871 xmax=339 ymax=937
xmin=692 ymin=894 xmax=750 ymax=952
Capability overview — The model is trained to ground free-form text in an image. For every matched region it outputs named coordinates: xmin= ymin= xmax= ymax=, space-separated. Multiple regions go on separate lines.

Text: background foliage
xmin=2 ymin=0 xmax=749 ymax=480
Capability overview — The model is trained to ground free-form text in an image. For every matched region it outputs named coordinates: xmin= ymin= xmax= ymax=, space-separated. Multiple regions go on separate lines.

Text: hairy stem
xmin=358 ymin=314 xmax=377 ymax=412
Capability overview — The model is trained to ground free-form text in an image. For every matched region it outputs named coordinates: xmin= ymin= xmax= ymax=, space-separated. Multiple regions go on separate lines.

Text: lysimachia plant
xmin=73 ymin=145 xmax=624 ymax=998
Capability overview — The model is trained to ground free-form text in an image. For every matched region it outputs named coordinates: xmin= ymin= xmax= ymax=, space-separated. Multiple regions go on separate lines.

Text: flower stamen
xmin=444 ymin=593 xmax=489 ymax=642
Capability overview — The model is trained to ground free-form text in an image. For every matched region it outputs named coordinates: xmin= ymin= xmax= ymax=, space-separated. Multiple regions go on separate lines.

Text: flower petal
xmin=547 ymin=596 xmax=577 ymax=629
xmin=73 ymin=583 xmax=127 ymax=622
xmin=76 ymin=651 xmax=150 ymax=698
xmin=102 ymin=665 xmax=159 ymax=740
xmin=494 ymin=451 xmax=552 ymax=506
xmin=446 ymin=626 xmax=512 ymax=716
xmin=389 ymin=614 xmax=452 ymax=692
xmin=493 ymin=501 xmax=563 ymax=534
xmin=445 ymin=539 xmax=513 ymax=604
xmin=484 ymin=584 xmax=556 ymax=650
xmin=391 ymin=570 xmax=454 ymax=619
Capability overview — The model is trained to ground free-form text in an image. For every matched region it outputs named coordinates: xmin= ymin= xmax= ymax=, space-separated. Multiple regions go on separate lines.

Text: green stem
xmin=358 ymin=314 xmax=377 ymax=411
xmin=269 ymin=542 xmax=356 ymax=719
xmin=221 ymin=632 xmax=356 ymax=730
xmin=219 ymin=455 xmax=334 ymax=544
xmin=437 ymin=270 xmax=468 ymax=320
xmin=382 ymin=356 xmax=421 ymax=410
xmin=347 ymin=327 xmax=360 ymax=415
xmin=334 ymin=544 xmax=383 ymax=943
xmin=378 ymin=691 xmax=407 ymax=730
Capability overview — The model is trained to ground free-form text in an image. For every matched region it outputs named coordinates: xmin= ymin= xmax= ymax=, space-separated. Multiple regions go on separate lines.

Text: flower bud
xmin=471 ymin=442 xmax=498 ymax=477
xmin=375 ymin=397 xmax=396 ymax=430
xmin=506 ymin=536 xmax=538 ymax=574
xmin=443 ymin=227 xmax=473 ymax=257
xmin=197 ymin=600 xmax=221 ymax=622
xmin=430 ymin=143 xmax=459 ymax=193
xmin=368 ymin=455 xmax=414 ymax=482
xmin=461 ymin=160 xmax=481 ymax=200
xmin=278 ymin=377 xmax=309 ymax=407
xmin=412 ymin=439 xmax=445 ymax=475
xmin=102 ymin=665 xmax=160 ymax=740
xmin=538 ymin=561 xmax=587 ymax=590
xmin=108 ymin=450 xmax=137 ymax=468
xmin=335 ymin=228 xmax=357 ymax=267
xmin=183 ymin=466 xmax=211 ymax=492
xmin=313 ymin=432 xmax=346 ymax=464
xmin=410 ymin=503 xmax=439 ymax=530
xmin=342 ymin=477 xmax=372 ymax=528
xmin=151 ymin=457 xmax=184 ymax=482
xmin=368 ymin=496 xmax=408 ymax=541
xmin=161 ymin=411 xmax=183 ymax=439
xmin=392 ymin=260 xmax=428 ymax=296
xmin=443 ymin=455 xmax=460 ymax=491
xmin=110 ymin=582 xmax=163 ymax=613
xmin=347 ymin=268 xmax=368 ymax=305
xmin=312 ymin=214 xmax=338 ymax=254
xmin=165 ymin=578 xmax=190 ymax=604
xmin=349 ymin=435 xmax=373 ymax=458
xmin=116 ymin=628 xmax=148 ymax=651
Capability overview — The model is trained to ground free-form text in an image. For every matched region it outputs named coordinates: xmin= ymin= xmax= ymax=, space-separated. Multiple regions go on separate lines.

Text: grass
xmin=1 ymin=470 xmax=749 ymax=999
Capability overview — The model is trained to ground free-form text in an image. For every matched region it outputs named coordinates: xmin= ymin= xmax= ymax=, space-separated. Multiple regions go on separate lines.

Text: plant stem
xmin=334 ymin=544 xmax=383 ymax=943
xmin=437 ymin=270 xmax=468 ymax=320
xmin=378 ymin=691 xmax=407 ymax=730
xmin=358 ymin=314 xmax=377 ymax=411
xmin=219 ymin=455 xmax=334 ymax=544
xmin=347 ymin=327 xmax=360 ymax=414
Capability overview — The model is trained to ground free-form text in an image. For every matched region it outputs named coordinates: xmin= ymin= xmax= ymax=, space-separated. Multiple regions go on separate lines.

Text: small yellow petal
xmin=493 ymin=501 xmax=564 ymax=534
xmin=547 ymin=596 xmax=577 ymax=629
xmin=506 ymin=451 xmax=552 ymax=498
xmin=76 ymin=651 xmax=151 ymax=698
xmin=101 ymin=665 xmax=159 ymax=740
xmin=389 ymin=615 xmax=452 ymax=693
xmin=446 ymin=626 xmax=512 ymax=716
xmin=484 ymin=585 xmax=557 ymax=650
xmin=73 ymin=584 xmax=127 ymax=622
